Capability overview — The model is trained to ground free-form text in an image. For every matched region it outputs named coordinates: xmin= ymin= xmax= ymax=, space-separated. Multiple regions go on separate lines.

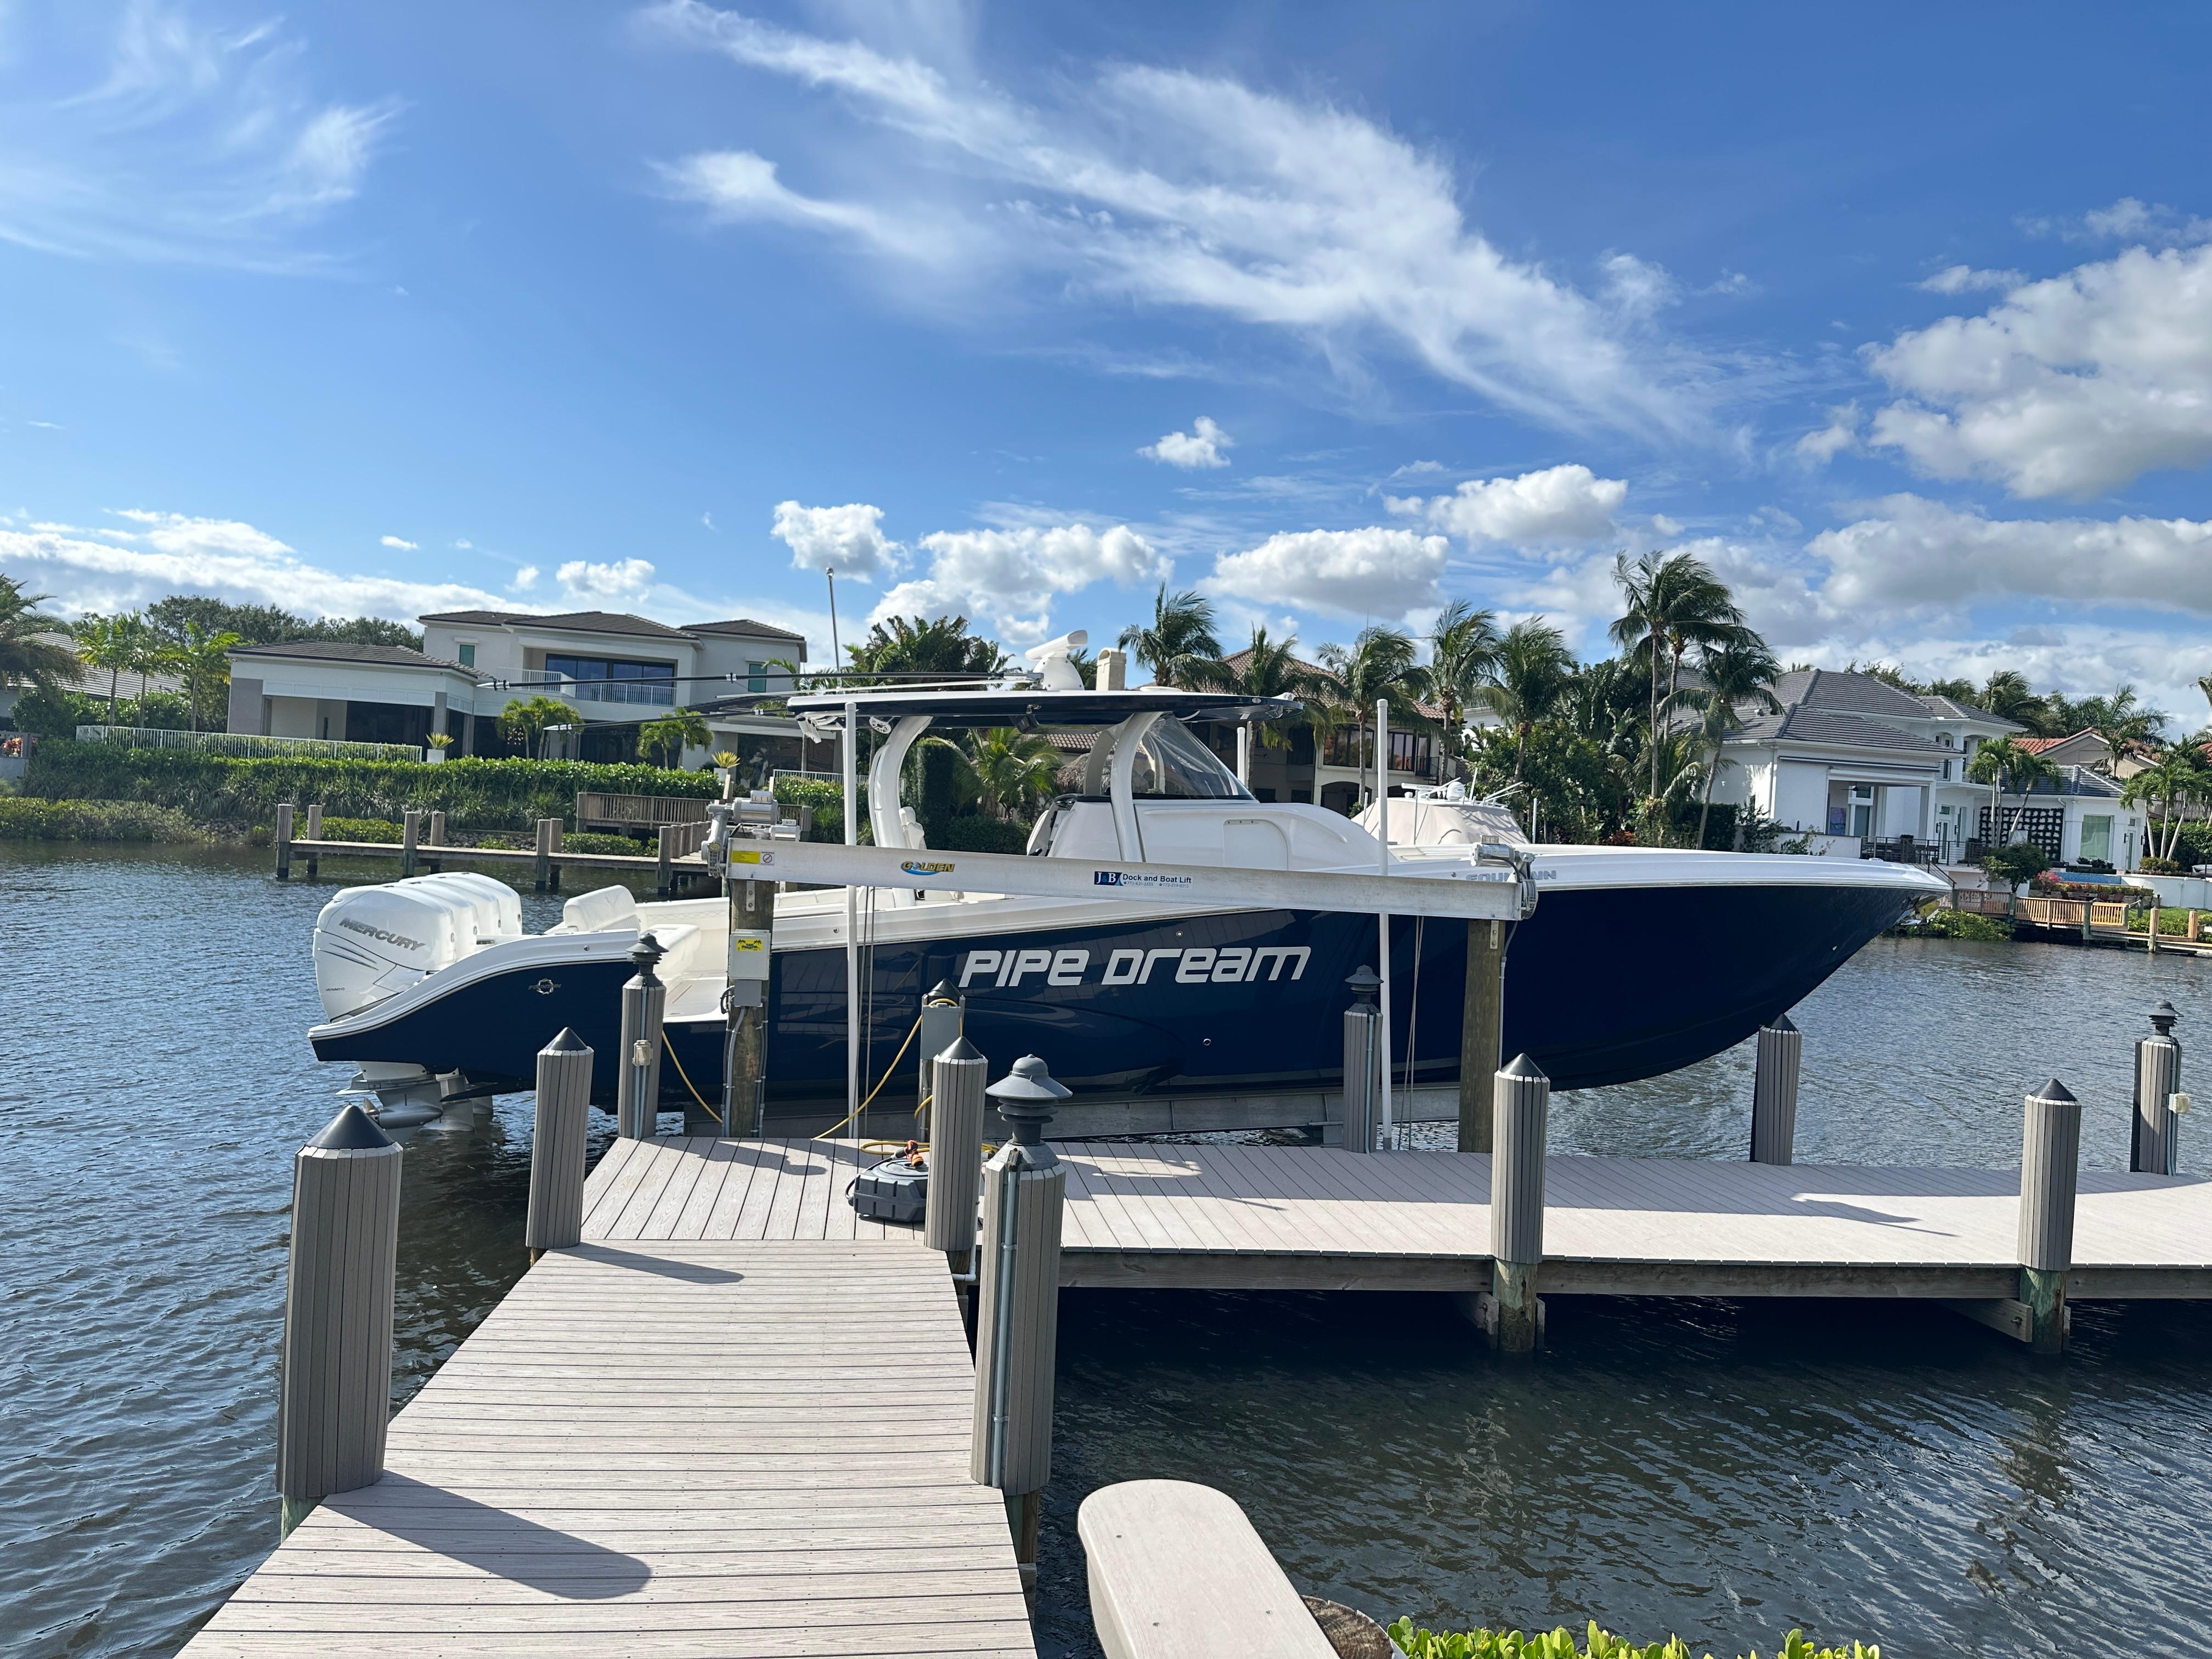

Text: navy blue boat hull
xmin=311 ymin=880 xmax=1916 ymax=1110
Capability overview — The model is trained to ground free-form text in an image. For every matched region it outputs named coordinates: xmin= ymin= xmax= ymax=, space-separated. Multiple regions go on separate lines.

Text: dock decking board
xmin=576 ymin=1137 xmax=2212 ymax=1299
xmin=180 ymin=1240 xmax=1035 ymax=1658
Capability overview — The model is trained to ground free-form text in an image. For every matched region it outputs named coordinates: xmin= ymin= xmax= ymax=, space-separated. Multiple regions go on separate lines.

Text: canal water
xmin=5 ymin=842 xmax=2209 ymax=1658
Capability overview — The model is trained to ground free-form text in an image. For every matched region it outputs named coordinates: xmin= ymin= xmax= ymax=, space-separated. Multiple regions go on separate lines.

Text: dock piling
xmin=917 ymin=979 xmax=965 ymax=1130
xmin=720 ymin=846 xmax=772 ymax=1138
xmin=924 ymin=1035 xmax=988 ymax=1272
xmin=303 ymin=804 xmax=321 ymax=879
xmin=2018 ymin=1077 xmax=2082 ymax=1353
xmin=2134 ymin=1001 xmax=2182 ymax=1176
xmin=400 ymin=808 xmax=420 ymax=878
xmin=532 ymin=818 xmax=554 ymax=892
xmin=656 ymin=824 xmax=674 ymax=899
xmin=1481 ymin=1054 xmax=1549 ymax=1353
xmin=275 ymin=1103 xmax=402 ymax=1536
xmin=274 ymin=802 xmax=294 ymax=882
xmin=525 ymin=1029 xmax=594 ymax=1263
xmin=1750 ymin=1015 xmax=1802 ymax=1165
xmin=974 ymin=1054 xmax=1072 ymax=1601
xmin=1459 ymin=918 xmax=1505 ymax=1152
xmin=617 ymin=933 xmax=667 ymax=1139
xmin=548 ymin=819 xmax=565 ymax=891
xmin=1341 ymin=966 xmax=1381 ymax=1154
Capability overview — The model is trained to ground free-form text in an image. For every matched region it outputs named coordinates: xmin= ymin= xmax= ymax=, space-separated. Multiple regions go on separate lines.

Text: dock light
xmin=985 ymin=1054 xmax=1071 ymax=1144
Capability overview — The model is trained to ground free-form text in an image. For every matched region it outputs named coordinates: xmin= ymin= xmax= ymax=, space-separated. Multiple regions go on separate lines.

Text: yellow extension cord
xmin=661 ymin=1029 xmax=722 ymax=1127
xmin=812 ymin=1011 xmax=926 ymax=1141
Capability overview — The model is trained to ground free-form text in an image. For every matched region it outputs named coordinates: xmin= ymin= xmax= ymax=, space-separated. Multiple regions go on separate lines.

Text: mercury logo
xmin=338 ymin=917 xmax=426 ymax=951
xmin=958 ymin=943 xmax=1309 ymax=990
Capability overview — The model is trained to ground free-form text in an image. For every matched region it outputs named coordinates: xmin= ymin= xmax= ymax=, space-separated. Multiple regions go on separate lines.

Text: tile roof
xmin=229 ymin=640 xmax=470 ymax=670
xmin=1916 ymin=692 xmax=2024 ymax=729
xmin=27 ymin=633 xmax=185 ymax=697
xmin=1772 ymin=667 xmax=1934 ymax=720
xmin=1728 ymin=706 xmax=1944 ymax=752
xmin=417 ymin=608 xmax=697 ymax=641
xmin=684 ymin=617 xmax=807 ymax=642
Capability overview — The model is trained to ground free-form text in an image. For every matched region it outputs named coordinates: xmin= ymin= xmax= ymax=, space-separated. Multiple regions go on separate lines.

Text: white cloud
xmin=1390 ymin=463 xmax=1626 ymax=546
xmin=1650 ymin=514 xmax=1684 ymax=537
xmin=771 ymin=499 xmax=899 ymax=580
xmin=3 ymin=511 xmax=511 ymax=622
xmin=2022 ymin=197 xmax=2212 ymax=247
xmin=1209 ymin=526 xmax=1448 ymax=622
xmin=701 ymin=511 xmax=715 ymax=529
xmin=0 ymin=3 xmax=395 ymax=270
xmin=510 ymin=565 xmax=539 ymax=592
xmin=1141 ymin=416 xmax=1233 ymax=470
xmin=1918 ymin=264 xmax=2024 ymax=295
xmin=1865 ymin=242 xmax=2212 ymax=497
xmin=1809 ymin=493 xmax=2212 ymax=615
xmin=1794 ymin=402 xmax=1860 ymax=464
xmin=648 ymin=2 xmax=1707 ymax=437
xmin=380 ymin=534 xmax=417 ymax=551
xmin=556 ymin=557 xmax=656 ymax=601
xmin=453 ymin=537 xmax=473 ymax=550
xmin=870 ymin=521 xmax=1165 ymax=642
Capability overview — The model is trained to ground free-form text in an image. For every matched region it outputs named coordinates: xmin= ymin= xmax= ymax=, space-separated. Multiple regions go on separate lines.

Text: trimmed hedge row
xmin=25 ymin=741 xmax=718 ymax=833
xmin=0 ymin=797 xmax=208 ymax=843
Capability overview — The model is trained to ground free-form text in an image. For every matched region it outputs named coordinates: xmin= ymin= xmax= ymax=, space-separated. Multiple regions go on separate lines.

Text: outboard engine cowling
xmin=312 ymin=873 xmax=523 ymax=1021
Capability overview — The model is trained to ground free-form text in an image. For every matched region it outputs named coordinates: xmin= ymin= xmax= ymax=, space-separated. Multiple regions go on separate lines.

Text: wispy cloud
xmin=0 ymin=1 xmax=395 ymax=270
xmin=1141 ymin=416 xmax=1233 ymax=470
xmin=379 ymin=534 xmax=417 ymax=551
xmin=644 ymin=1 xmax=1716 ymax=441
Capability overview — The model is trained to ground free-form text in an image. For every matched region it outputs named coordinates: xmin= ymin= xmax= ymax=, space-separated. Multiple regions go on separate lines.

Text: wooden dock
xmin=585 ymin=1137 xmax=2212 ymax=1301
xmin=182 ymin=1237 xmax=1035 ymax=1657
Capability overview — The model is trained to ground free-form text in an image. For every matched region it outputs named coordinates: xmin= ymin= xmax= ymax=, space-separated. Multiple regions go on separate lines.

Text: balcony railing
xmin=564 ymin=678 xmax=675 ymax=708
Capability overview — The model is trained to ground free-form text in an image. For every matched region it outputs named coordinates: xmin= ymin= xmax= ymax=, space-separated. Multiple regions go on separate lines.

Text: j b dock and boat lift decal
xmin=958 ymin=943 xmax=1310 ymax=989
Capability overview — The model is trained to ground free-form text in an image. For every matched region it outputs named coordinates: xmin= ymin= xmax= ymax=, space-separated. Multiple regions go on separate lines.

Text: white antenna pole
xmin=826 ymin=568 xmax=841 ymax=666
xmin=1236 ymin=724 xmax=1250 ymax=789
xmin=1376 ymin=696 xmax=1393 ymax=1148
xmin=843 ymin=699 xmax=860 ymax=1135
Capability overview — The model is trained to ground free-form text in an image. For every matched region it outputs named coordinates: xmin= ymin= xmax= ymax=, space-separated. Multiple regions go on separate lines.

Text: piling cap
xmin=1500 ymin=1053 xmax=1549 ymax=1082
xmin=308 ymin=1102 xmax=395 ymax=1152
xmin=628 ymin=932 xmax=666 ymax=979
xmin=1345 ymin=964 xmax=1381 ymax=1007
xmin=545 ymin=1027 xmax=590 ymax=1054
xmin=1766 ymin=1013 xmax=1798 ymax=1035
xmin=927 ymin=978 xmax=962 ymax=1005
xmin=939 ymin=1034 xmax=986 ymax=1065
xmin=2150 ymin=1000 xmax=2181 ymax=1035
xmin=987 ymin=1054 xmax=1070 ymax=1145
xmin=2030 ymin=1077 xmax=2078 ymax=1104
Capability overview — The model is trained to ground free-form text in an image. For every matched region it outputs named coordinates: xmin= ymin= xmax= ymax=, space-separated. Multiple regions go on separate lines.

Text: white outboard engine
xmin=312 ymin=872 xmax=523 ymax=1022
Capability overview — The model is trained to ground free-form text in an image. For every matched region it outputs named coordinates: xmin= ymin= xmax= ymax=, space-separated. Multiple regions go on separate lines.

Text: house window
xmin=1942 ymin=760 xmax=1952 ymax=780
xmin=747 ymin=660 xmax=769 ymax=694
xmin=457 ymin=642 xmax=476 ymax=669
xmin=2080 ymin=815 xmax=2113 ymax=864
xmin=543 ymin=654 xmax=676 ymax=707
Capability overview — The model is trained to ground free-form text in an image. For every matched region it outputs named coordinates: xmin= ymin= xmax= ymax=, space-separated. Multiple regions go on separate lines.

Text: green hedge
xmin=1905 ymin=906 xmax=2012 ymax=941
xmin=1387 ymin=1621 xmax=1877 ymax=1659
xmin=25 ymin=741 xmax=717 ymax=832
xmin=0 ymin=797 xmax=208 ymax=843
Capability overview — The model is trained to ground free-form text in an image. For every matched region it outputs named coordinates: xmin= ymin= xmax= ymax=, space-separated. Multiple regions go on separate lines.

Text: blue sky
xmin=5 ymin=2 xmax=2212 ymax=717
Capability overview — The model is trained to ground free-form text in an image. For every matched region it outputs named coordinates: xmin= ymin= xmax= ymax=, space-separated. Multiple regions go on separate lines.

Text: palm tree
xmin=2078 ymin=683 xmax=2166 ymax=771
xmin=639 ymin=708 xmax=710 ymax=768
xmin=1317 ymin=625 xmax=1431 ymax=805
xmin=1 ymin=576 xmax=81 ymax=696
xmin=1198 ymin=625 xmax=1336 ymax=753
xmin=1967 ymin=736 xmax=2061 ymax=850
xmin=1691 ymin=638 xmax=1782 ymax=848
xmin=963 ymin=726 xmax=1060 ymax=819
xmin=499 ymin=694 xmax=579 ymax=760
xmin=1119 ymin=585 xmax=1226 ymax=689
xmin=845 ymin=615 xmax=1007 ymax=680
xmin=167 ymin=623 xmax=242 ymax=733
xmin=2123 ymin=747 xmax=2210 ymax=863
xmin=1471 ymin=619 xmax=1573 ymax=783
xmin=69 ymin=614 xmax=134 ymax=722
xmin=1427 ymin=599 xmax=1502 ymax=781
xmin=116 ymin=612 xmax=161 ymax=709
xmin=1979 ymin=669 xmax=2051 ymax=734
xmin=1608 ymin=551 xmax=1749 ymax=797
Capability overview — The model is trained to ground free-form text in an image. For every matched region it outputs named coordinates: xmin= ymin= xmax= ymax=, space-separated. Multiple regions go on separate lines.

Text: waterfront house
xmin=1198 ymin=645 xmax=1442 ymax=809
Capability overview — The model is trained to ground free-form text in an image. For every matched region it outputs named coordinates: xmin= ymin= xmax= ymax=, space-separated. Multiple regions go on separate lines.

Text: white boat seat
xmin=554 ymin=885 xmax=640 ymax=935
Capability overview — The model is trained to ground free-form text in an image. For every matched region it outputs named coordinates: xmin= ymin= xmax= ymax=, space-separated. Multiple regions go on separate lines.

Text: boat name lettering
xmin=337 ymin=917 xmax=425 ymax=951
xmin=957 ymin=943 xmax=1308 ymax=990
xmin=1093 ymin=870 xmax=1195 ymax=889
xmin=900 ymin=860 xmax=956 ymax=876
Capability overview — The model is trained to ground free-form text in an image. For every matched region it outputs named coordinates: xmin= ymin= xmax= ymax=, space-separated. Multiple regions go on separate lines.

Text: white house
xmin=1711 ymin=669 xmax=2147 ymax=869
xmin=226 ymin=641 xmax=482 ymax=748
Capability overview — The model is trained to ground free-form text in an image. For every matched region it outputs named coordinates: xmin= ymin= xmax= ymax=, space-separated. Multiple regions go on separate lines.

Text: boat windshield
xmin=1090 ymin=717 xmax=1251 ymax=800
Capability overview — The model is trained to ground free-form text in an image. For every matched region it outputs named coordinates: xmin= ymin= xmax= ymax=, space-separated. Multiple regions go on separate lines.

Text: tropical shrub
xmin=1908 ymin=906 xmax=2011 ymax=940
xmin=1979 ymin=842 xmax=2050 ymax=886
xmin=2139 ymin=855 xmax=2185 ymax=875
xmin=319 ymin=815 xmax=403 ymax=843
xmin=774 ymin=774 xmax=847 ymax=843
xmin=24 ymin=741 xmax=717 ymax=831
xmin=1385 ymin=1620 xmax=1877 ymax=1659
xmin=0 ymin=797 xmax=207 ymax=842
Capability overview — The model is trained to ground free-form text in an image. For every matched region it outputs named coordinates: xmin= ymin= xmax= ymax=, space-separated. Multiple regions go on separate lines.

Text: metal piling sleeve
xmin=1486 ymin=1053 xmax=1549 ymax=1353
xmin=2133 ymin=1000 xmax=2183 ymax=1176
xmin=924 ymin=1035 xmax=988 ymax=1264
xmin=275 ymin=1103 xmax=403 ymax=1534
xmin=1750 ymin=1015 xmax=1802 ymax=1165
xmin=526 ymin=1029 xmax=594 ymax=1261
xmin=1341 ymin=966 xmax=1381 ymax=1153
xmin=2017 ymin=1077 xmax=2082 ymax=1354
xmin=617 ymin=934 xmax=667 ymax=1139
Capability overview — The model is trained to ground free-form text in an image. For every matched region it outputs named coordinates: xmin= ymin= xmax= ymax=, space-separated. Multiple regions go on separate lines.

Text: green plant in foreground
xmin=1386 ymin=1619 xmax=1878 ymax=1659
xmin=0 ymin=798 xmax=207 ymax=842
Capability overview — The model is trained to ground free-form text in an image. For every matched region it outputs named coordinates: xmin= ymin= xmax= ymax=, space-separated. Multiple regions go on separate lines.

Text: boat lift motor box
xmin=849 ymin=1156 xmax=929 ymax=1225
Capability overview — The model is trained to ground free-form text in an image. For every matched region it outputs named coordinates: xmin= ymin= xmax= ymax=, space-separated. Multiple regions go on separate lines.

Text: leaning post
xmin=1749 ymin=1015 xmax=1803 ymax=1165
xmin=2017 ymin=1077 xmax=2083 ymax=1355
xmin=1459 ymin=918 xmax=1505 ymax=1152
xmin=275 ymin=1103 xmax=403 ymax=1536
xmin=274 ymin=802 xmax=294 ymax=882
xmin=525 ymin=1029 xmax=594 ymax=1263
xmin=973 ymin=1054 xmax=1072 ymax=1605
xmin=924 ymin=1035 xmax=989 ymax=1278
xmin=303 ymin=803 xmax=322 ymax=880
xmin=400 ymin=808 xmax=421 ymax=879
xmin=1483 ymin=1055 xmax=1549 ymax=1354
xmin=616 ymin=933 xmax=668 ymax=1139
xmin=1341 ymin=966 xmax=1381 ymax=1153
xmin=2133 ymin=1000 xmax=2183 ymax=1176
